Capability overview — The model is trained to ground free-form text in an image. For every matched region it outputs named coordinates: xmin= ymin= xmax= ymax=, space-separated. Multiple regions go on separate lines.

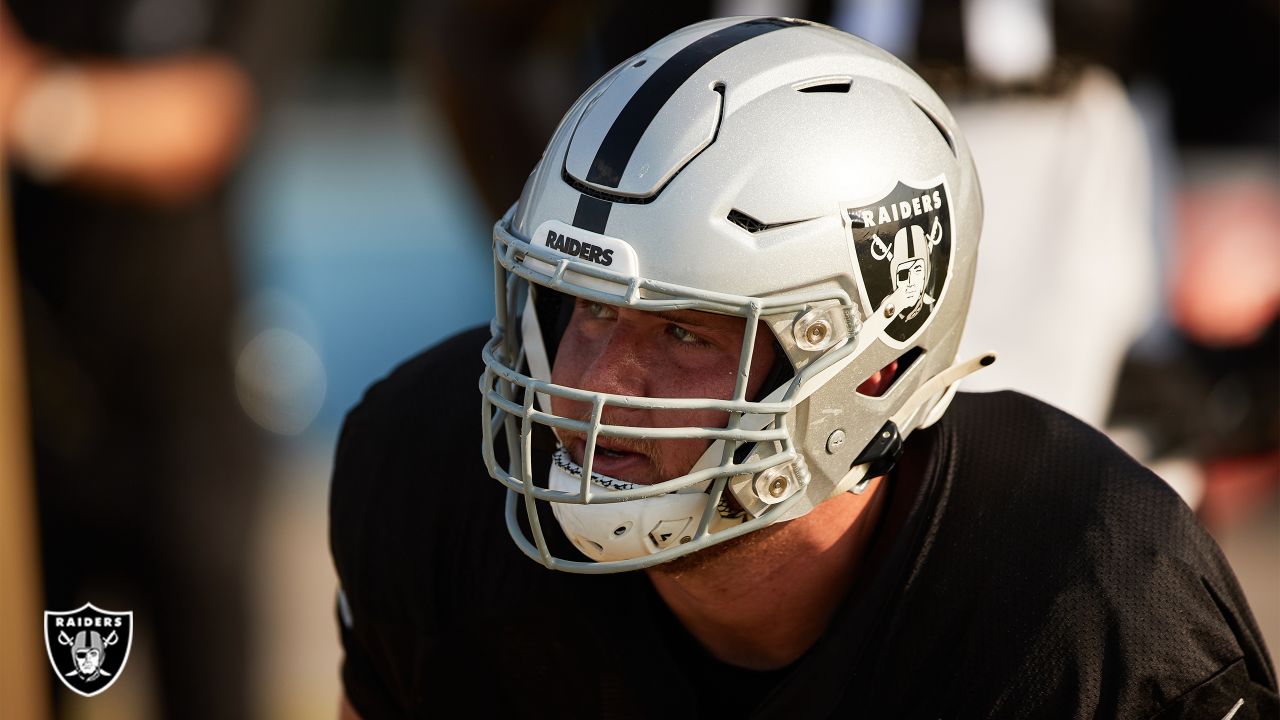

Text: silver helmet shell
xmin=481 ymin=16 xmax=983 ymax=573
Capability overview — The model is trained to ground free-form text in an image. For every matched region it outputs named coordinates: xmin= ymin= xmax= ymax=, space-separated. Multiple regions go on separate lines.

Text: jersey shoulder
xmin=340 ymin=324 xmax=491 ymax=442
xmin=942 ymin=389 xmax=1188 ymax=537
xmin=910 ymin=391 xmax=1277 ymax=716
xmin=328 ymin=325 xmax=494 ymax=617
xmin=328 ymin=326 xmax=514 ymax=714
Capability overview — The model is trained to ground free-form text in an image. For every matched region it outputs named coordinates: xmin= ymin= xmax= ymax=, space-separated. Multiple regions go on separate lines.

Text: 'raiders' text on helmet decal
xmin=44 ymin=603 xmax=134 ymax=698
xmin=543 ymin=229 xmax=615 ymax=266
xmin=524 ymin=219 xmax=640 ymax=295
xmin=844 ymin=178 xmax=955 ymax=347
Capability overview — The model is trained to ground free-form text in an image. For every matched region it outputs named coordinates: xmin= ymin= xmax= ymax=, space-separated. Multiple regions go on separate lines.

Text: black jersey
xmin=330 ymin=326 xmax=1277 ymax=719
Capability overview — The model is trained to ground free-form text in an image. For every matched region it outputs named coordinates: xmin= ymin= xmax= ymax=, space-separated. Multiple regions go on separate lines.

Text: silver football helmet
xmin=481 ymin=16 xmax=991 ymax=573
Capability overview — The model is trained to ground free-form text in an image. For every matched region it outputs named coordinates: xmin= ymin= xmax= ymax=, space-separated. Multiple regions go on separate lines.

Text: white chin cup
xmin=546 ymin=449 xmax=742 ymax=563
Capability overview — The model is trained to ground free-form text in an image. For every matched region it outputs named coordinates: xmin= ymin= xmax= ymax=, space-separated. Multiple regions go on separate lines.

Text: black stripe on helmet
xmin=572 ymin=193 xmax=612 ymax=233
xmin=584 ymin=17 xmax=803 ymax=189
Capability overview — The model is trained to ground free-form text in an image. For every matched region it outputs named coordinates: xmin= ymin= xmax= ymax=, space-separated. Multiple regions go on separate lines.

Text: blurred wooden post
xmin=0 ymin=166 xmax=50 ymax=717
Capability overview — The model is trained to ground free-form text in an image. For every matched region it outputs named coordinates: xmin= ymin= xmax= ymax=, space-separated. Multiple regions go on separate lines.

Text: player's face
xmin=551 ymin=299 xmax=777 ymax=485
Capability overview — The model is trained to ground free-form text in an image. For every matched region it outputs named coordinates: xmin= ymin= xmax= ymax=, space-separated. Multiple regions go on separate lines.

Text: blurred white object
xmin=962 ymin=0 xmax=1054 ymax=84
xmin=831 ymin=0 xmax=922 ymax=59
xmin=235 ymin=327 xmax=327 ymax=436
xmin=10 ymin=67 xmax=96 ymax=181
xmin=955 ymin=69 xmax=1156 ymax=427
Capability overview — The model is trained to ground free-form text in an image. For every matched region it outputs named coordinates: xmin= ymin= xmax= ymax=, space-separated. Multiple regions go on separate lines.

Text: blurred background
xmin=0 ymin=1 xmax=1275 ymax=718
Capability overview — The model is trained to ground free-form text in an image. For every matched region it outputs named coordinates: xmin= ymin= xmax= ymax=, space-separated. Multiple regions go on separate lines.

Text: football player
xmin=332 ymin=18 xmax=1277 ymax=718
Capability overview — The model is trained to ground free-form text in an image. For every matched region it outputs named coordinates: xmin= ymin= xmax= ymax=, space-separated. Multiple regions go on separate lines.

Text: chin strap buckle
xmin=849 ymin=420 xmax=903 ymax=494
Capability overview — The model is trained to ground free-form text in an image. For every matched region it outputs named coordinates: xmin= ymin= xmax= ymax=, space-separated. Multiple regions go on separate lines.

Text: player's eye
xmin=668 ymin=324 xmax=710 ymax=346
xmin=897 ymin=268 xmax=911 ymax=282
xmin=582 ymin=300 xmax=617 ymax=320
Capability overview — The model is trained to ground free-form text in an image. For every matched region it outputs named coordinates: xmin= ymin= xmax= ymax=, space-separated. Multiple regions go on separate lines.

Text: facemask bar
xmin=482 ymin=352 xmax=797 ymax=502
xmin=482 ymin=213 xmax=881 ymax=572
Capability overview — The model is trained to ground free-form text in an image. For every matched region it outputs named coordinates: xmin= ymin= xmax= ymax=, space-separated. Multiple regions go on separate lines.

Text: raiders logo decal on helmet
xmin=845 ymin=178 xmax=954 ymax=347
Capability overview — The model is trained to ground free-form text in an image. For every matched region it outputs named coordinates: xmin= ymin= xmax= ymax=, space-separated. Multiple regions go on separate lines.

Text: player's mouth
xmin=565 ymin=437 xmax=655 ymax=484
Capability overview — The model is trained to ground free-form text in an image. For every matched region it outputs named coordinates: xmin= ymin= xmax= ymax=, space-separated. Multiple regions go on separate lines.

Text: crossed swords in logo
xmin=56 ymin=630 xmax=118 ymax=677
xmin=869 ymin=216 xmax=943 ymax=261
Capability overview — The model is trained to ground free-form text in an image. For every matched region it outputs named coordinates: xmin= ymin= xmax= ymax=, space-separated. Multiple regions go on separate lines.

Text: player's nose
xmin=573 ymin=325 xmax=650 ymax=400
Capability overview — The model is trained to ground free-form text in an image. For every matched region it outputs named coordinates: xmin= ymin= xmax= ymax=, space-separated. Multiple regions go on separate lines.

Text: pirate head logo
xmin=844 ymin=178 xmax=954 ymax=346
xmin=68 ymin=630 xmax=112 ymax=680
xmin=44 ymin=603 xmax=133 ymax=697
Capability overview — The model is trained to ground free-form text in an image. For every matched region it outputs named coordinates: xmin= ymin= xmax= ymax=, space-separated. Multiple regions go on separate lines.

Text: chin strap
xmin=832 ymin=351 xmax=997 ymax=497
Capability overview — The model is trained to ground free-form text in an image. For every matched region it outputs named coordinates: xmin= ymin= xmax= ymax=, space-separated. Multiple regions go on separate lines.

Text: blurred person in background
xmin=1 ymin=0 xmax=310 ymax=716
xmin=1107 ymin=1 xmax=1279 ymax=534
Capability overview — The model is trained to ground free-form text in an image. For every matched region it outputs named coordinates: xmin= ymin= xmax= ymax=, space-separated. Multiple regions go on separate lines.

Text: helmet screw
xmin=826 ymin=429 xmax=846 ymax=454
xmin=804 ymin=321 xmax=829 ymax=345
xmin=883 ymin=303 xmax=896 ymax=318
xmin=613 ymin=526 xmax=627 ymax=536
xmin=679 ymin=536 xmax=692 ymax=544
xmin=754 ymin=466 xmax=794 ymax=504
xmin=769 ymin=476 xmax=788 ymax=498
xmin=793 ymin=307 xmax=841 ymax=351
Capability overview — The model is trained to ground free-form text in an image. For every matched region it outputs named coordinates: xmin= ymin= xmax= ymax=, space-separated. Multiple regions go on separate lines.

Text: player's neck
xmin=646 ymin=476 xmax=889 ymax=671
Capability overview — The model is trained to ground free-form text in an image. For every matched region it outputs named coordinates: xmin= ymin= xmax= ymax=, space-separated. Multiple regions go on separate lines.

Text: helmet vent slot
xmin=727 ymin=209 xmax=772 ymax=233
xmin=856 ymin=346 xmax=924 ymax=398
xmin=911 ymin=99 xmax=957 ymax=158
xmin=796 ymin=80 xmax=852 ymax=93
xmin=727 ymin=209 xmax=815 ymax=234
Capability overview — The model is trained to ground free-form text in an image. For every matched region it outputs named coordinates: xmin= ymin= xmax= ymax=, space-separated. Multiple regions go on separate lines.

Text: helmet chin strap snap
xmin=849 ymin=421 xmax=904 ymax=493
